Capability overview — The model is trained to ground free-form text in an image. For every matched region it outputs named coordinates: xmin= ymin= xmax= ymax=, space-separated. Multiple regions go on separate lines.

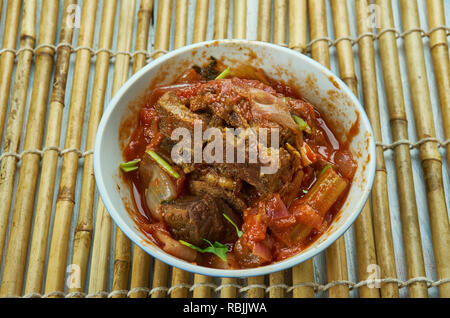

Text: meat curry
xmin=120 ymin=57 xmax=357 ymax=269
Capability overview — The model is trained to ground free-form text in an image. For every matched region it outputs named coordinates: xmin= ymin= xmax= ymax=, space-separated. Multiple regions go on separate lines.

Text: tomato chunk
xmin=289 ymin=200 xmax=323 ymax=230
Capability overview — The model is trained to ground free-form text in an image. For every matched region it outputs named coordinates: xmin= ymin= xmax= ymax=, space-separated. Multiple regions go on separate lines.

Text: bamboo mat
xmin=0 ymin=0 xmax=449 ymax=299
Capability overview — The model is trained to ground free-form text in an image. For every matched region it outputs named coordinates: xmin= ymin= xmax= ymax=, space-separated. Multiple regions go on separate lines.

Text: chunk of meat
xmin=216 ymin=139 xmax=294 ymax=195
xmin=157 ymin=136 xmax=198 ymax=174
xmin=184 ymin=79 xmax=298 ymax=142
xmin=160 ymin=194 xmax=240 ymax=246
xmin=189 ymin=180 xmax=247 ymax=212
xmin=163 ymin=120 xmax=294 ymax=196
xmin=155 ymin=91 xmax=206 ymax=138
xmin=245 ymin=87 xmax=298 ymax=132
xmin=200 ymin=168 xmax=238 ymax=191
xmin=187 ymin=167 xmax=247 ymax=211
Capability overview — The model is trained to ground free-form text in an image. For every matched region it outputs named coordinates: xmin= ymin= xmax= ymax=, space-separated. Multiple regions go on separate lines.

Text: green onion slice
xmin=223 ymin=213 xmax=243 ymax=238
xmin=120 ymin=159 xmax=141 ymax=172
xmin=179 ymin=239 xmax=228 ymax=261
xmin=293 ymin=115 xmax=312 ymax=134
xmin=215 ymin=67 xmax=231 ymax=80
xmin=319 ymin=164 xmax=333 ymax=177
xmin=146 ymin=150 xmax=180 ymax=179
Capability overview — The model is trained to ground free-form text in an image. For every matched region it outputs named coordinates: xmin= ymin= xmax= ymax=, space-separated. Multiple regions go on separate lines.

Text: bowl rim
xmin=94 ymin=39 xmax=376 ymax=278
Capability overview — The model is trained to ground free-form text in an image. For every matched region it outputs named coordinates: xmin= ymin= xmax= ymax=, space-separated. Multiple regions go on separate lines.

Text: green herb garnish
xmin=179 ymin=239 xmax=228 ymax=261
xmin=319 ymin=164 xmax=333 ymax=176
xmin=293 ymin=115 xmax=312 ymax=134
xmin=215 ymin=67 xmax=231 ymax=80
xmin=223 ymin=213 xmax=243 ymax=238
xmin=302 ymin=189 xmax=309 ymax=194
xmin=146 ymin=150 xmax=180 ymax=179
xmin=119 ymin=159 xmax=141 ymax=172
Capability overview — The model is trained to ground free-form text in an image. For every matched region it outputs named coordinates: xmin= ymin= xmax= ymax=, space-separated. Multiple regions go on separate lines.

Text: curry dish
xmin=120 ymin=58 xmax=357 ymax=269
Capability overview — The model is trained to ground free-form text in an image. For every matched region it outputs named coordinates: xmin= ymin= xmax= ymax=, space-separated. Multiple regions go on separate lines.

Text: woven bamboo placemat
xmin=0 ymin=0 xmax=448 ymax=298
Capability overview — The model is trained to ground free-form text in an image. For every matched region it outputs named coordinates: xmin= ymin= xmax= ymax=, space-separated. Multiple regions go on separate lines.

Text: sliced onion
xmin=333 ymin=150 xmax=357 ymax=180
xmin=251 ymin=239 xmax=272 ymax=262
xmin=247 ymin=87 xmax=298 ymax=132
xmin=153 ymin=230 xmax=197 ymax=262
xmin=266 ymin=194 xmax=290 ymax=220
xmin=300 ymin=142 xmax=318 ymax=166
xmin=139 ymin=157 xmax=178 ymax=221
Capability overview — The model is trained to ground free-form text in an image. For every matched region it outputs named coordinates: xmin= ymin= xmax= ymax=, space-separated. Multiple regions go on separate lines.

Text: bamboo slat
xmin=192 ymin=274 xmax=212 ymax=298
xmin=308 ymin=0 xmax=329 ymax=67
xmin=233 ymin=0 xmax=247 ymax=39
xmin=129 ymin=0 xmax=154 ymax=299
xmin=288 ymin=0 xmax=307 ymax=54
xmin=308 ymin=0 xmax=350 ymax=298
xmin=0 ymin=0 xmax=59 ymax=297
xmin=150 ymin=0 xmax=173 ymax=298
xmin=214 ymin=0 xmax=229 ymax=40
xmin=171 ymin=268 xmax=190 ymax=299
xmin=273 ymin=0 xmax=286 ymax=46
xmin=220 ymin=281 xmax=238 ymax=298
xmin=173 ymin=0 xmax=188 ymax=50
xmin=258 ymin=0 xmax=272 ymax=43
xmin=23 ymin=0 xmax=77 ymax=296
xmin=192 ymin=0 xmax=209 ymax=44
xmin=288 ymin=0 xmax=315 ymax=299
xmin=0 ymin=0 xmax=21 ymax=143
xmin=399 ymin=0 xmax=450 ymax=297
xmin=426 ymin=0 xmax=450 ymax=167
xmin=330 ymin=0 xmax=357 ymax=90
xmin=44 ymin=0 xmax=98 ymax=296
xmin=87 ymin=202 xmax=112 ymax=297
xmin=112 ymin=232 xmax=132 ymax=297
xmin=110 ymin=0 xmax=137 ymax=299
xmin=330 ymin=0 xmax=380 ymax=299
xmin=375 ymin=0 xmax=430 ymax=298
xmin=0 ymin=0 xmax=36 ymax=268
xmin=67 ymin=0 xmax=118 ymax=297
xmin=246 ymin=277 xmax=265 ymax=298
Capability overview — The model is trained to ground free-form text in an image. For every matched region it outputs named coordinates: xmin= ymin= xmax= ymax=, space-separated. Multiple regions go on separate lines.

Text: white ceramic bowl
xmin=94 ymin=40 xmax=376 ymax=278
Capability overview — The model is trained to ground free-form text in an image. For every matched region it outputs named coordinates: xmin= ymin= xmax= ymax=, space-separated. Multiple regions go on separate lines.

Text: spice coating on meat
xmin=188 ymin=180 xmax=248 ymax=212
xmin=160 ymin=194 xmax=240 ymax=246
xmin=155 ymin=91 xmax=205 ymax=138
